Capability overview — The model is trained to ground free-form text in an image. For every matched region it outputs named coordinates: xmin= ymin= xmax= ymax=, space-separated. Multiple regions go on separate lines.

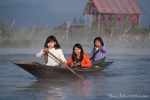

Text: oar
xmin=47 ymin=51 xmax=84 ymax=79
xmin=90 ymin=49 xmax=99 ymax=60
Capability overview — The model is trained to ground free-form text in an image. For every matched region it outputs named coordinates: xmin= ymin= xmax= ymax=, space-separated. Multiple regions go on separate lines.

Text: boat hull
xmin=11 ymin=61 xmax=113 ymax=79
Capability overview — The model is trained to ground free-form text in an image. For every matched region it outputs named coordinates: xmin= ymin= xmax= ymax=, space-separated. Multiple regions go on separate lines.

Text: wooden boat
xmin=11 ymin=61 xmax=114 ymax=79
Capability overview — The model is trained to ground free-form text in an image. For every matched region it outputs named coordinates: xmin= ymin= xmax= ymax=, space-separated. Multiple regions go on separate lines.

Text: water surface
xmin=0 ymin=54 xmax=150 ymax=100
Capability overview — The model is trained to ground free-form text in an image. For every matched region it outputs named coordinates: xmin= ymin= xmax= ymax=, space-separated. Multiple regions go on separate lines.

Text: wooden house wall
xmin=93 ymin=13 xmax=140 ymax=27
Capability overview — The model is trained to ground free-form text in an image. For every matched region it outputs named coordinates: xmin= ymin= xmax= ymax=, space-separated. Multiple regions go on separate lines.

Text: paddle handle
xmin=47 ymin=51 xmax=84 ymax=79
xmin=48 ymin=51 xmax=62 ymax=63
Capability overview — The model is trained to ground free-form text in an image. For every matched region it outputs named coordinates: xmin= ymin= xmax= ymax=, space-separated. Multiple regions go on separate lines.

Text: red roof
xmin=93 ymin=0 xmax=142 ymax=14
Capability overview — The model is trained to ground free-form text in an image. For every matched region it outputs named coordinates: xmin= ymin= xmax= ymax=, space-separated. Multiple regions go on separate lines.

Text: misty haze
xmin=0 ymin=1 xmax=150 ymax=100
xmin=0 ymin=0 xmax=150 ymax=56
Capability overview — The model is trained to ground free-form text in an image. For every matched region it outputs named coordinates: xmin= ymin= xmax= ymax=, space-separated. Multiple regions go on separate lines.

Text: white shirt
xmin=36 ymin=48 xmax=66 ymax=66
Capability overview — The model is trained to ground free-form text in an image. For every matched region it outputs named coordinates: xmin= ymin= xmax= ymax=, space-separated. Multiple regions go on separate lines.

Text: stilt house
xmin=83 ymin=0 xmax=145 ymax=28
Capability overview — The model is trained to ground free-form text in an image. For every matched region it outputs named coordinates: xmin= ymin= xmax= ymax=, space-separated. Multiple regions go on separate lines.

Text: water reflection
xmin=15 ymin=76 xmax=108 ymax=100
xmin=16 ymin=79 xmax=74 ymax=100
xmin=65 ymin=76 xmax=107 ymax=99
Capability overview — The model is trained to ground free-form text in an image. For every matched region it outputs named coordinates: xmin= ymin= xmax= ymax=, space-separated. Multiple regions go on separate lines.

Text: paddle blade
xmin=75 ymin=73 xmax=84 ymax=79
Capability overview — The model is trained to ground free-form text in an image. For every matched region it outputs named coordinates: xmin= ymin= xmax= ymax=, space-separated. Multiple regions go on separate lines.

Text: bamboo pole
xmin=109 ymin=28 xmax=114 ymax=42
xmin=27 ymin=25 xmax=35 ymax=39
xmin=83 ymin=36 xmax=89 ymax=44
xmin=90 ymin=6 xmax=93 ymax=28
xmin=65 ymin=21 xmax=71 ymax=44
xmin=98 ymin=13 xmax=100 ymax=29
xmin=10 ymin=19 xmax=15 ymax=32
xmin=85 ymin=14 xmax=86 ymax=28
xmin=60 ymin=33 xmax=66 ymax=43
xmin=122 ymin=27 xmax=131 ymax=41
xmin=144 ymin=30 xmax=150 ymax=42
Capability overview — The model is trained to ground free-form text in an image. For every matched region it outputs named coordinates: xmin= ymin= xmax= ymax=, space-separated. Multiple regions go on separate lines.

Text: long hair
xmin=44 ymin=35 xmax=60 ymax=49
xmin=72 ymin=43 xmax=84 ymax=62
xmin=94 ymin=37 xmax=104 ymax=47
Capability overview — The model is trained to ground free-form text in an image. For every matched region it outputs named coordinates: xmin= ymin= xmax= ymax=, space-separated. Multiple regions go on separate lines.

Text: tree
xmin=109 ymin=14 xmax=117 ymax=41
xmin=72 ymin=17 xmax=84 ymax=24
xmin=79 ymin=17 xmax=84 ymax=24
xmin=111 ymin=14 xmax=117 ymax=27
xmin=122 ymin=15 xmax=131 ymax=41
xmin=92 ymin=19 xmax=97 ymax=29
xmin=72 ymin=17 xmax=78 ymax=24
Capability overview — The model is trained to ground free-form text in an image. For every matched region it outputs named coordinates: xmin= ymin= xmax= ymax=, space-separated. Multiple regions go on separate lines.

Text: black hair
xmin=44 ymin=35 xmax=60 ymax=49
xmin=94 ymin=37 xmax=104 ymax=47
xmin=72 ymin=43 xmax=84 ymax=62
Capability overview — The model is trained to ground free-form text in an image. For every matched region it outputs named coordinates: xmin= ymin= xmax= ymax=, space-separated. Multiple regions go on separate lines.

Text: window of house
xmin=117 ymin=18 xmax=120 ymax=21
xmin=108 ymin=17 xmax=111 ymax=21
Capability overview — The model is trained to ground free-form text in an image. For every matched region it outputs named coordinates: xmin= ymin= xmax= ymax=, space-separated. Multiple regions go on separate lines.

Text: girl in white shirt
xmin=36 ymin=35 xmax=67 ymax=67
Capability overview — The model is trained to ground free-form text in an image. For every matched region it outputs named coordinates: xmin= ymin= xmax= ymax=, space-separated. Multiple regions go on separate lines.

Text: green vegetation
xmin=0 ymin=20 xmax=150 ymax=49
xmin=72 ymin=17 xmax=84 ymax=24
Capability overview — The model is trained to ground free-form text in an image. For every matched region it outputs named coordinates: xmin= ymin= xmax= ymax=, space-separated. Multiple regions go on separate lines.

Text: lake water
xmin=0 ymin=54 xmax=150 ymax=100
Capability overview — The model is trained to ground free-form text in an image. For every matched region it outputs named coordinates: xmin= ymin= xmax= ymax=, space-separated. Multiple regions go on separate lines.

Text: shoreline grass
xmin=0 ymin=27 xmax=150 ymax=49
